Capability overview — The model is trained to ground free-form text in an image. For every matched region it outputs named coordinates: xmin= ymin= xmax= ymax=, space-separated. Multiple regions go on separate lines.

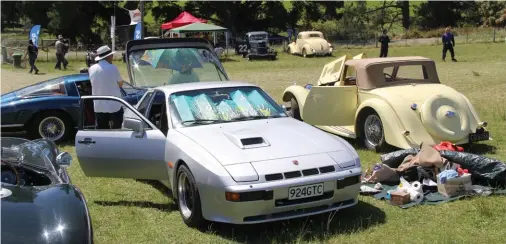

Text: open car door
xmin=317 ymin=55 xmax=347 ymax=86
xmin=302 ymin=86 xmax=357 ymax=126
xmin=75 ymin=96 xmax=168 ymax=180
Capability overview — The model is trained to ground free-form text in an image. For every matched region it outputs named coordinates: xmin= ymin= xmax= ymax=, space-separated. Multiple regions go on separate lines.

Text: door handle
xmin=78 ymin=138 xmax=96 ymax=144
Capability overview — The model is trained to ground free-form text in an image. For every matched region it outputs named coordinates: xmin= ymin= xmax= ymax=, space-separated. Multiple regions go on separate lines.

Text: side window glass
xmin=76 ymin=80 xmax=92 ymax=96
xmin=146 ymin=91 xmax=166 ymax=129
xmin=82 ymin=97 xmax=151 ymax=131
xmin=137 ymin=92 xmax=154 ymax=116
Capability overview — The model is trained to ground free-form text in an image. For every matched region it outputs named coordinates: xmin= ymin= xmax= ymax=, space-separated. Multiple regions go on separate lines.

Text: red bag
xmin=432 ymin=141 xmax=464 ymax=152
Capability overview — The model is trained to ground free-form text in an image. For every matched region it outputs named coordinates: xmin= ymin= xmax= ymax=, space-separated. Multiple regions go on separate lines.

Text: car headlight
xmin=310 ymin=48 xmax=315 ymax=52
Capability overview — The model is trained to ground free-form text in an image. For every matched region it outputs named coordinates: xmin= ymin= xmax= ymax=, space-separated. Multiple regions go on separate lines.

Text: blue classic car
xmin=1 ymin=74 xmax=146 ymax=142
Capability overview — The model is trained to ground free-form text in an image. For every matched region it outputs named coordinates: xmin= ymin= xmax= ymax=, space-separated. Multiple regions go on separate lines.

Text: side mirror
xmin=56 ymin=152 xmax=72 ymax=167
xmin=123 ymin=117 xmax=144 ymax=132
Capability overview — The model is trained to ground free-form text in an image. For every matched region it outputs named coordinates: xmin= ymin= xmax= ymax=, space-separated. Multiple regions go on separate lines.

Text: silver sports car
xmin=75 ymin=38 xmax=362 ymax=228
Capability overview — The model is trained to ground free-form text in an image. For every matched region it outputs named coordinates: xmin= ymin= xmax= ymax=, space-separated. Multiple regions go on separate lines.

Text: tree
xmin=151 ymin=0 xmax=182 ymax=24
xmin=414 ymin=1 xmax=478 ymax=29
xmin=1 ymin=1 xmax=24 ymax=32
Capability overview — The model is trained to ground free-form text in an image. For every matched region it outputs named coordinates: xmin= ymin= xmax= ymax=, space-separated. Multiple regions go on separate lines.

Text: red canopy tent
xmin=161 ymin=11 xmax=207 ymax=30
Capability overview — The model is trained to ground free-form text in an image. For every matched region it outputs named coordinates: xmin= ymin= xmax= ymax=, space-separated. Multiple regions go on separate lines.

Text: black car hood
xmin=1 ymin=184 xmax=92 ymax=244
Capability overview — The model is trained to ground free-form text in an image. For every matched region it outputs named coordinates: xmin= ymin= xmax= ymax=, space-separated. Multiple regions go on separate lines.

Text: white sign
xmin=129 ymin=9 xmax=141 ymax=25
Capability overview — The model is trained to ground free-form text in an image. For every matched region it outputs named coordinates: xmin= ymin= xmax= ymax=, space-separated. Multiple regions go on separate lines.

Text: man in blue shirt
xmin=442 ymin=27 xmax=457 ymax=62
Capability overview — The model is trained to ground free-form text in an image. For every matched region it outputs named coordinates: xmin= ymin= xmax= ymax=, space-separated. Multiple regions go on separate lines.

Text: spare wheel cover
xmin=420 ymin=94 xmax=469 ymax=141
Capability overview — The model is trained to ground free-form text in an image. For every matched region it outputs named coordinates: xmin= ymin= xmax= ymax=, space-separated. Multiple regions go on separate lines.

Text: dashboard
xmin=1 ymin=165 xmax=52 ymax=186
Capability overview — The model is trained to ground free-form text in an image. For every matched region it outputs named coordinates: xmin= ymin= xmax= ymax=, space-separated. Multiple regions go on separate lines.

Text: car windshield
xmin=14 ymin=77 xmax=66 ymax=97
xmin=128 ymin=47 xmax=228 ymax=88
xmin=1 ymin=137 xmax=58 ymax=172
xmin=250 ymin=34 xmax=268 ymax=41
xmin=169 ymin=86 xmax=288 ymax=128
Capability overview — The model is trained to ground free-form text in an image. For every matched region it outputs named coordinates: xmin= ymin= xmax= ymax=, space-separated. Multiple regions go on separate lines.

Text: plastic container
xmin=437 ymin=174 xmax=472 ymax=197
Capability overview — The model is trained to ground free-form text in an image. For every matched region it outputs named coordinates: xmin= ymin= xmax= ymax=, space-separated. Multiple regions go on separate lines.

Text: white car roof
xmin=152 ymin=81 xmax=259 ymax=94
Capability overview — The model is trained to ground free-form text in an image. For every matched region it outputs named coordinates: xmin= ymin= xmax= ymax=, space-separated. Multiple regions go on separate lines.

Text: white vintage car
xmin=287 ymin=31 xmax=333 ymax=58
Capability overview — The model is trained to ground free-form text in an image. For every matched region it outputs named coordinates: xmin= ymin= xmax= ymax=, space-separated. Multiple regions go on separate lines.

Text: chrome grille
xmin=264 ymin=165 xmax=336 ymax=182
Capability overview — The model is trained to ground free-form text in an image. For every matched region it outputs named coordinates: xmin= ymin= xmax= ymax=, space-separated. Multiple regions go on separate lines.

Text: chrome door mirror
xmin=123 ymin=117 xmax=144 ymax=132
xmin=56 ymin=152 xmax=72 ymax=167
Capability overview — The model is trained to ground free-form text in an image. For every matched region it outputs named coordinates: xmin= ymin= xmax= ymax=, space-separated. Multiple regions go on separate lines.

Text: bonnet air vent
xmin=240 ymin=137 xmax=264 ymax=146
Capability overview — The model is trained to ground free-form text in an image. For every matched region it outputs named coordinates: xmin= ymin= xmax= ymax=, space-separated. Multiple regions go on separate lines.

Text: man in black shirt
xmin=378 ymin=29 xmax=390 ymax=58
xmin=24 ymin=40 xmax=39 ymax=74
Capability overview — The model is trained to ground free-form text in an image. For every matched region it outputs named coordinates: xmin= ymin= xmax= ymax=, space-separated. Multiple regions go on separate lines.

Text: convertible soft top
xmin=345 ymin=56 xmax=440 ymax=89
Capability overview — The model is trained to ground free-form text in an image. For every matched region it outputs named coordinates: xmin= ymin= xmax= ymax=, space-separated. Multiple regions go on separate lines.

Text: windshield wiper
xmin=181 ymin=119 xmax=227 ymax=125
xmin=231 ymin=115 xmax=282 ymax=121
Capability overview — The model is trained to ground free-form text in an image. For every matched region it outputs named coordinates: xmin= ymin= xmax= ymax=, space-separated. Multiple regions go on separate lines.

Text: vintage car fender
xmin=356 ymin=98 xmax=414 ymax=149
xmin=302 ymin=44 xmax=314 ymax=55
xmin=282 ymin=85 xmax=310 ymax=118
xmin=0 ymin=184 xmax=93 ymax=244
xmin=287 ymin=42 xmax=298 ymax=54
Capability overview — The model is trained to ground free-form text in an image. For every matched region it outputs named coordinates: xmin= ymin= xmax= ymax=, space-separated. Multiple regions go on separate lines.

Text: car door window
xmin=75 ymin=80 xmax=92 ymax=96
xmin=81 ymin=97 xmax=152 ymax=131
xmin=146 ymin=91 xmax=167 ymax=133
xmin=137 ymin=91 xmax=154 ymax=116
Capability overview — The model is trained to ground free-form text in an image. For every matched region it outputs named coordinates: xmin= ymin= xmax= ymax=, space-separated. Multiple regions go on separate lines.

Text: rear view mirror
xmin=124 ymin=118 xmax=144 ymax=132
xmin=56 ymin=152 xmax=72 ymax=167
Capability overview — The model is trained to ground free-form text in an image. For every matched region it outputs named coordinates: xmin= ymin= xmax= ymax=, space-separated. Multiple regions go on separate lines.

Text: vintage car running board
xmin=315 ymin=125 xmax=356 ymax=139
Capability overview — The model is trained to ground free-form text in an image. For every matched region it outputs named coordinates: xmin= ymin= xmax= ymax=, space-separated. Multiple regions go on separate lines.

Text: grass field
xmin=1 ymin=42 xmax=506 ymax=244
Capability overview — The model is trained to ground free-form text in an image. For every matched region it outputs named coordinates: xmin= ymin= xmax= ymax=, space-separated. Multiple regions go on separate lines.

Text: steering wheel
xmin=1 ymin=160 xmax=20 ymax=186
xmin=384 ymin=73 xmax=394 ymax=80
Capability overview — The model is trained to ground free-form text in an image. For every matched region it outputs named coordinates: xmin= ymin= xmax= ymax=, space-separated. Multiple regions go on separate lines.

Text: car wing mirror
xmin=123 ymin=117 xmax=144 ymax=133
xmin=56 ymin=152 xmax=72 ymax=167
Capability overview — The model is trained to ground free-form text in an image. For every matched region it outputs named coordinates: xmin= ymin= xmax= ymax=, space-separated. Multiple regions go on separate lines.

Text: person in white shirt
xmin=89 ymin=45 xmax=125 ymax=129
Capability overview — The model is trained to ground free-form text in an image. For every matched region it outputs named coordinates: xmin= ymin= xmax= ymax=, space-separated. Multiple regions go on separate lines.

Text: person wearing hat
xmin=89 ymin=45 xmax=125 ymax=129
xmin=54 ymin=35 xmax=68 ymax=70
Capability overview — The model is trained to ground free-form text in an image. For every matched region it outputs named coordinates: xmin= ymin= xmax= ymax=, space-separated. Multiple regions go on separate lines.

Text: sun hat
xmin=95 ymin=45 xmax=116 ymax=61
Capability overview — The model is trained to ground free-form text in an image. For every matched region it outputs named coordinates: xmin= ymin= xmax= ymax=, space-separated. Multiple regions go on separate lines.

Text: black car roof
xmin=246 ymin=31 xmax=268 ymax=36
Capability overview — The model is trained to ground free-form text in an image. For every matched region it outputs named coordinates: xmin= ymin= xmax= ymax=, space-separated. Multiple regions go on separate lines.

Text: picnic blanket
xmin=361 ymin=183 xmax=506 ymax=209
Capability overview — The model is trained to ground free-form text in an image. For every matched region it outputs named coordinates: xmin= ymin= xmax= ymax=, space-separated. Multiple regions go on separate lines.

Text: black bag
xmin=439 ymin=150 xmax=506 ymax=187
xmin=380 ymin=148 xmax=420 ymax=168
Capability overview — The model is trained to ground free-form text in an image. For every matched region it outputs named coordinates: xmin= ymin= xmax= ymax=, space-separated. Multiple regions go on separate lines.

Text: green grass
xmin=2 ymin=43 xmax=506 ymax=244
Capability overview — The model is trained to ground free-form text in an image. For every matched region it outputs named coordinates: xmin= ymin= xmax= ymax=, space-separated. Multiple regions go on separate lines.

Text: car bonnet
xmin=176 ymin=117 xmax=350 ymax=166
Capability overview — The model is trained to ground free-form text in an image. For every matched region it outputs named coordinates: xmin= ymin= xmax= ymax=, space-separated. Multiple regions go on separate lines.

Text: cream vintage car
xmin=282 ymin=54 xmax=490 ymax=151
xmin=287 ymin=31 xmax=333 ymax=58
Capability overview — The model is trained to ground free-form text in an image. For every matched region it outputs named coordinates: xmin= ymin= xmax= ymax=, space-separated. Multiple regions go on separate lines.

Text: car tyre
xmin=176 ymin=165 xmax=205 ymax=228
xmin=247 ymin=55 xmax=253 ymax=61
xmin=302 ymin=49 xmax=307 ymax=58
xmin=289 ymin=98 xmax=302 ymax=121
xmin=360 ymin=111 xmax=388 ymax=152
xmin=30 ymin=111 xmax=72 ymax=143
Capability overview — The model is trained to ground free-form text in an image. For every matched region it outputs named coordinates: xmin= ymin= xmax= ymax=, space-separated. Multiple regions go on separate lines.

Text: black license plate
xmin=469 ymin=131 xmax=490 ymax=142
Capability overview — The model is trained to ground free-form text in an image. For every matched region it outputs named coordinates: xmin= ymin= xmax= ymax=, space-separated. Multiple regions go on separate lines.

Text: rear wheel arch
xmin=282 ymin=91 xmax=295 ymax=103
